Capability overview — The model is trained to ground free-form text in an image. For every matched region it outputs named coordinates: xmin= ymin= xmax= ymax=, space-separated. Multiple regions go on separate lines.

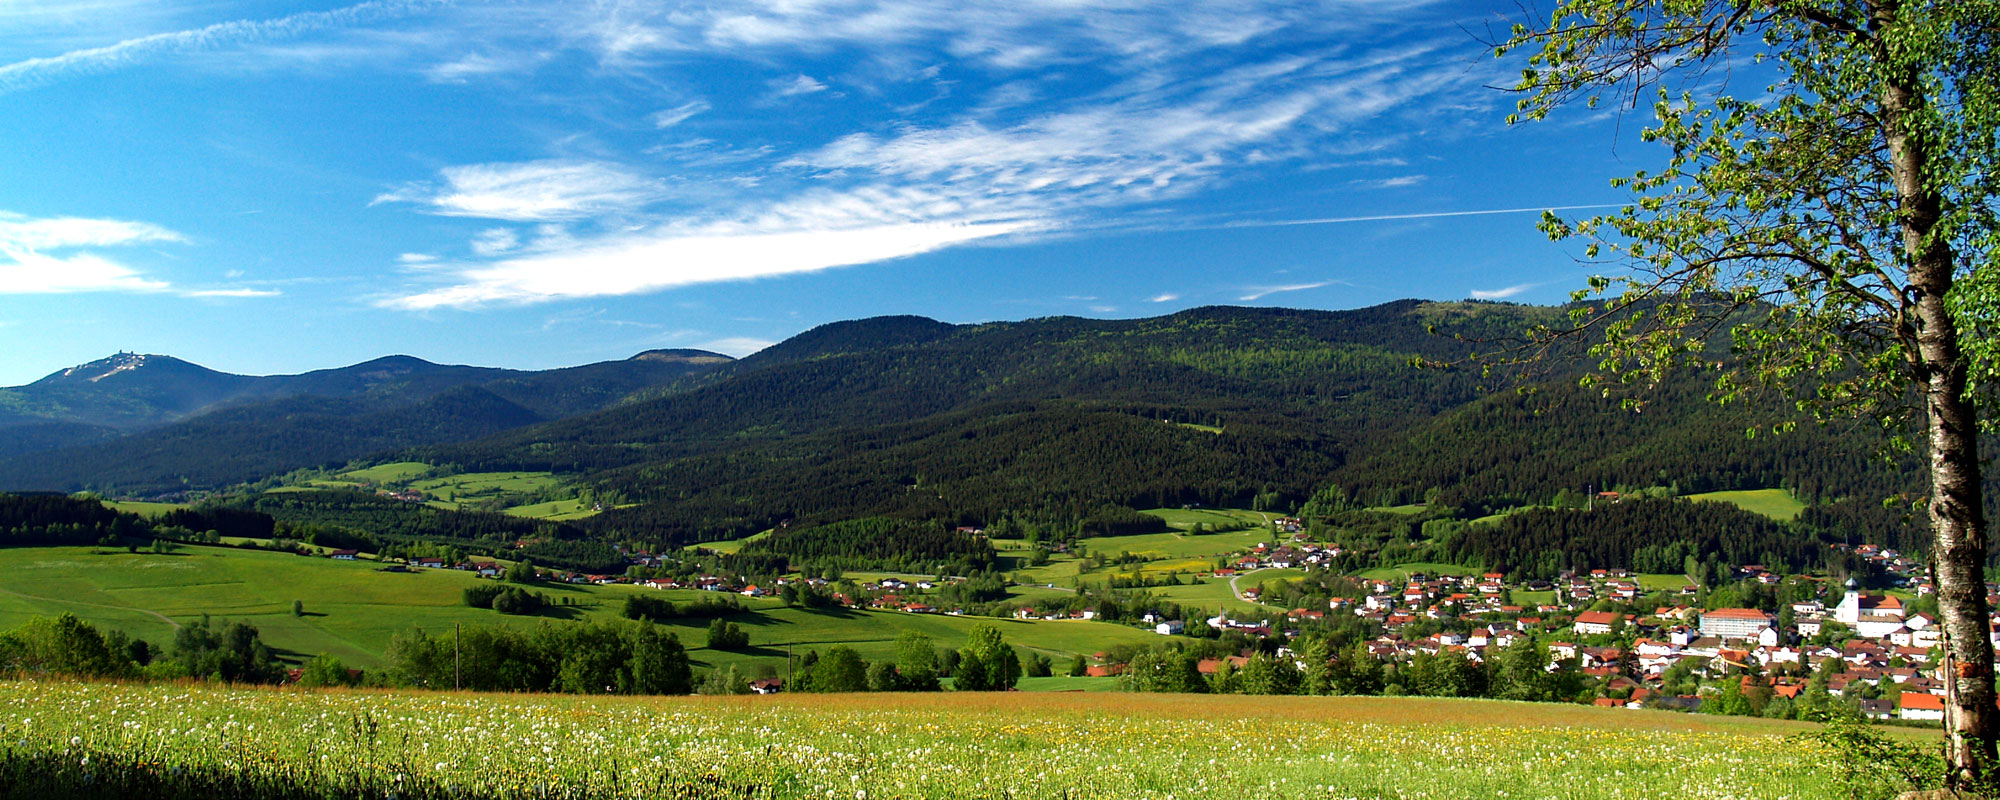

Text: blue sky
xmin=0 ymin=0 xmax=1645 ymax=385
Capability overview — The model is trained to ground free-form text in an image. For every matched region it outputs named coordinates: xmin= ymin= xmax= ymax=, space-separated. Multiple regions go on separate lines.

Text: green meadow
xmin=1686 ymin=488 xmax=1808 ymax=521
xmin=0 ymin=546 xmax=1158 ymax=679
xmin=1 ymin=682 xmax=1850 ymax=800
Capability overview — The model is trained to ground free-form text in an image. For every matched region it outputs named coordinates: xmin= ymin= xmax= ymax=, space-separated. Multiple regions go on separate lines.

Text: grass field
xmin=0 ymin=546 xmax=1156 ymax=678
xmin=1467 ymin=505 xmax=1544 ymax=526
xmin=500 ymin=497 xmax=599 ymax=520
xmin=1139 ymin=507 xmax=1272 ymax=532
xmin=335 ymin=461 xmax=434 ymax=484
xmin=1140 ymin=568 xmax=1303 ymax=618
xmin=102 ymin=500 xmax=189 ymax=517
xmin=694 ymin=530 xmax=773 ymax=555
xmin=0 ymin=681 xmax=1849 ymax=799
xmin=411 ymin=471 xmax=567 ymax=507
xmin=1687 ymin=488 xmax=1808 ymax=521
xmin=269 ymin=463 xmax=602 ymax=520
xmin=1079 ymin=526 xmax=1273 ymax=559
xmin=1637 ymin=572 xmax=1699 ymax=592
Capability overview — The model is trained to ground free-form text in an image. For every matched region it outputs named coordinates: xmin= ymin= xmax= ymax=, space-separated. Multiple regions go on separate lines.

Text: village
xmin=341 ymin=516 xmax=1970 ymax=721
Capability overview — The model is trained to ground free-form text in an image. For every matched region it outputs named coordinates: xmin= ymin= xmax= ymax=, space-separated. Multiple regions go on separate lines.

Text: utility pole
xmin=454 ymin=622 xmax=461 ymax=691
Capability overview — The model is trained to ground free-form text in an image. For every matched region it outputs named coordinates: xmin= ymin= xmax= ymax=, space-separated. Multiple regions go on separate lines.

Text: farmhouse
xmin=1572 ymin=610 xmax=1621 ymax=636
xmin=1901 ymin=691 xmax=1946 ymax=721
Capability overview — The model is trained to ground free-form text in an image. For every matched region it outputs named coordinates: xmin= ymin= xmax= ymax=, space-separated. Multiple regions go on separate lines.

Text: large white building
xmin=1699 ymin=608 xmax=1776 ymax=640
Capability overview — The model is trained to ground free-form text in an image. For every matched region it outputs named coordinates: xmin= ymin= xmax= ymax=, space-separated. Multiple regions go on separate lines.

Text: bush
xmin=491 ymin=588 xmax=546 ymax=615
xmin=623 ymin=594 xmax=677 ymax=623
xmin=463 ymin=583 xmax=507 ymax=609
xmin=705 ymin=619 xmax=749 ymax=650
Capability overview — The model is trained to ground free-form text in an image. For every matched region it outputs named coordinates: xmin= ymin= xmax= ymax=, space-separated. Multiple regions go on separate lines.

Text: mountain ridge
xmin=0 ymin=347 xmax=735 ymax=485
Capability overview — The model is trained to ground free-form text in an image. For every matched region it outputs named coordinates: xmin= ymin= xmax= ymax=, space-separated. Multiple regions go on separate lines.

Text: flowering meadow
xmin=1 ymin=679 xmax=1845 ymax=799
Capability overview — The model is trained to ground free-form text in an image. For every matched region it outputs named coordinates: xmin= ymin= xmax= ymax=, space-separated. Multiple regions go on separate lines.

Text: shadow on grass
xmin=0 ymin=748 xmax=765 ymax=800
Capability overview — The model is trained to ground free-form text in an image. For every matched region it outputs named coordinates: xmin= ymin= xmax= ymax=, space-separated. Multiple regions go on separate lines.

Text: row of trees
xmin=787 ymin=626 xmax=1021 ymax=692
xmin=0 ymin=613 xmax=284 ymax=684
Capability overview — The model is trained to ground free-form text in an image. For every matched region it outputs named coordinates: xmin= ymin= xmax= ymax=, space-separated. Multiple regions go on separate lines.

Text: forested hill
xmin=0 ymin=350 xmax=733 ymax=493
xmin=395 ymin=300 xmax=1901 ymax=548
xmin=1324 ymin=370 xmax=1911 ymax=512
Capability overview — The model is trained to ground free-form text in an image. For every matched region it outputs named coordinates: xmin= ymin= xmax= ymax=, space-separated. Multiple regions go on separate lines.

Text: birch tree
xmin=1493 ymin=0 xmax=2000 ymax=785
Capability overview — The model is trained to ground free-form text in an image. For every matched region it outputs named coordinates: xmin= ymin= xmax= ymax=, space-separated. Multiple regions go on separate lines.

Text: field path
xmin=1227 ymin=573 xmax=1281 ymax=609
xmin=0 ymin=586 xmax=181 ymax=629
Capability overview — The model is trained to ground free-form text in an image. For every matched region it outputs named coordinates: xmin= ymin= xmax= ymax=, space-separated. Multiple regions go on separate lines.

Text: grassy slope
xmin=1686 ymin=488 xmax=1808 ymax=521
xmin=0 ymin=546 xmax=1157 ymax=677
xmin=338 ymin=461 xmax=432 ymax=483
xmin=101 ymin=500 xmax=188 ymax=517
xmin=270 ymin=463 xmax=601 ymax=521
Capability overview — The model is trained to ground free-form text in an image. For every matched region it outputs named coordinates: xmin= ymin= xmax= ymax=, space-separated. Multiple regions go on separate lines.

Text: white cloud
xmin=598 ymin=0 xmax=1437 ymax=71
xmin=772 ymin=74 xmax=826 ymax=97
xmin=383 ymin=211 xmax=1042 ymax=310
xmin=398 ymin=252 xmax=437 ymax=264
xmin=1148 ymin=293 xmax=1179 ymax=303
xmin=0 ymin=212 xmax=184 ymax=249
xmin=1352 ymin=174 xmax=1426 ymax=188
xmin=1239 ymin=281 xmax=1331 ymax=301
xmin=0 ymin=0 xmax=442 ymax=94
xmin=696 ymin=336 xmax=777 ymax=357
xmin=0 ymin=210 xmax=184 ymax=294
xmin=1469 ymin=283 xmax=1538 ymax=300
xmin=374 ymin=160 xmax=660 ymax=221
xmin=470 ymin=227 xmax=520 ymax=256
xmin=184 ymin=287 xmax=281 ymax=298
xmin=649 ymin=100 xmax=710 ymax=128
xmin=0 ymin=250 xmax=171 ymax=294
xmin=424 ymin=51 xmax=543 ymax=83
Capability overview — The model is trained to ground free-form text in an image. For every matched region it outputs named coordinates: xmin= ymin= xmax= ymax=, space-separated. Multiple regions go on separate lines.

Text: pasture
xmin=1686 ymin=488 xmax=1808 ymax=521
xmin=0 ymin=546 xmax=1155 ymax=678
xmin=0 ymin=681 xmax=1849 ymax=799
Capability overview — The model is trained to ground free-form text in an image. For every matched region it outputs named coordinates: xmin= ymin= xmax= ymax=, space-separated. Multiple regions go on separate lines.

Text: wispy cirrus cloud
xmin=1148 ymin=293 xmax=1179 ymax=303
xmin=469 ymin=227 xmax=520 ymax=256
xmin=374 ymin=160 xmax=662 ymax=222
xmin=184 ymin=287 xmax=282 ymax=298
xmin=771 ymin=74 xmax=826 ymax=97
xmin=0 ymin=211 xmax=183 ymax=294
xmin=649 ymin=100 xmax=710 ymax=128
xmin=365 ymin=1 xmax=1486 ymax=310
xmin=0 ymin=0 xmax=442 ymax=94
xmin=1239 ymin=280 xmax=1335 ymax=301
xmin=383 ymin=182 xmax=1047 ymax=309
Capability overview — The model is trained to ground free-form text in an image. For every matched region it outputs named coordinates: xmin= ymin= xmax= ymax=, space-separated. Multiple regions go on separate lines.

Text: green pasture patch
xmin=1685 ymin=488 xmax=1807 ymax=521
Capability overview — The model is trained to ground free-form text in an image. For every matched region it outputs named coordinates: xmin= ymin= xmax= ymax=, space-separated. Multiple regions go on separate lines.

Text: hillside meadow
xmin=0 ymin=546 xmax=1157 ymax=675
xmin=0 ymin=679 xmax=1848 ymax=800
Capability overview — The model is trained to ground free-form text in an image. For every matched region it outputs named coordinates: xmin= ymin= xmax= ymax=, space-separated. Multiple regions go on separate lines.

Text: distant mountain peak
xmin=46 ymin=353 xmax=185 ymax=384
xmin=630 ymin=349 xmax=733 ymax=364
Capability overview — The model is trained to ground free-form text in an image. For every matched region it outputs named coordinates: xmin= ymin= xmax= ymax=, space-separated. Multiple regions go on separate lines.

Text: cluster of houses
xmin=1216 ymin=539 xmax=1346 ymax=589
xmin=1117 ymin=539 xmax=1974 ymax=720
